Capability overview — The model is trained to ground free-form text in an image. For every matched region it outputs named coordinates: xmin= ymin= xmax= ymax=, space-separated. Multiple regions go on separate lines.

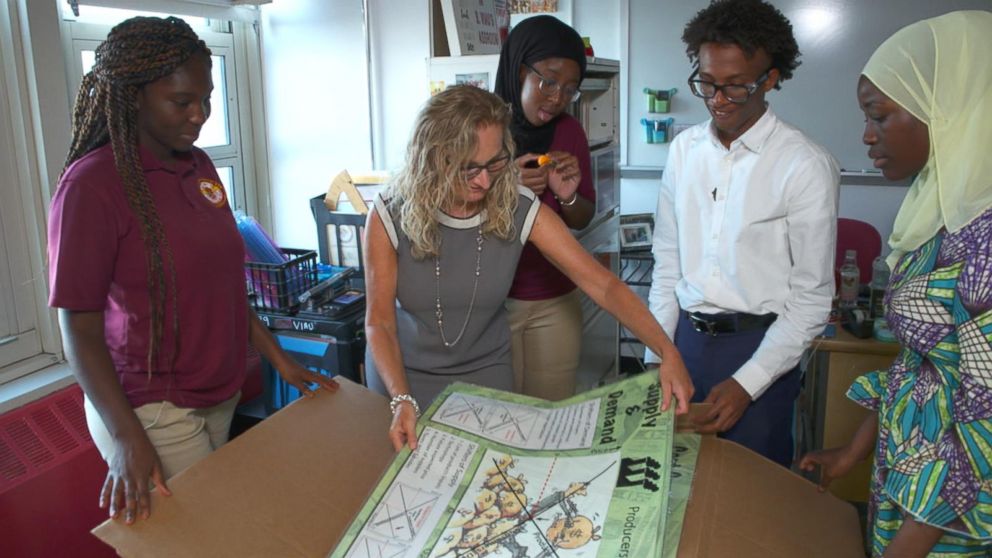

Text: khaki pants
xmin=506 ymin=290 xmax=582 ymax=401
xmin=84 ymin=391 xmax=240 ymax=480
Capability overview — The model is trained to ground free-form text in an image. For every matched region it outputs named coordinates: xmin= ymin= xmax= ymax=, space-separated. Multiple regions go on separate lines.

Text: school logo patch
xmin=198 ymin=178 xmax=227 ymax=208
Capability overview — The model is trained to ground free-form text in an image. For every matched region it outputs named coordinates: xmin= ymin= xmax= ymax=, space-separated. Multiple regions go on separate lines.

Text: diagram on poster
xmin=345 ymin=428 xmax=479 ymax=558
xmin=332 ymin=374 xmax=685 ymax=558
xmin=428 ymin=451 xmax=617 ymax=557
xmin=344 ymin=536 xmax=407 ymax=558
xmin=367 ymin=482 xmax=442 ymax=542
xmin=434 ymin=393 xmax=600 ymax=450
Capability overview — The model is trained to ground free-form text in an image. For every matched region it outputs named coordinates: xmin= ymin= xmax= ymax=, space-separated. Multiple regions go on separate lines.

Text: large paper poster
xmin=330 ymin=373 xmax=699 ymax=558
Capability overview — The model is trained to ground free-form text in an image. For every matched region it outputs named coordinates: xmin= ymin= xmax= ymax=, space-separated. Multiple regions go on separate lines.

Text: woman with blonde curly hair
xmin=364 ymin=85 xmax=693 ymax=451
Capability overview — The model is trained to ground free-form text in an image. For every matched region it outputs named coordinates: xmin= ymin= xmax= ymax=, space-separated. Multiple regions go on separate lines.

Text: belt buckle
xmin=690 ymin=314 xmax=718 ymax=336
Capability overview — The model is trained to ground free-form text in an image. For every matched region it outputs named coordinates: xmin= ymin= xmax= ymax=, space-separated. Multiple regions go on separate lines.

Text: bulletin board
xmin=624 ymin=0 xmax=992 ymax=172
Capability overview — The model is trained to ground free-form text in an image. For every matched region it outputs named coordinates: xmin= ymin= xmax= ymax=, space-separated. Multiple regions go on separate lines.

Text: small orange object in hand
xmin=537 ymin=154 xmax=554 ymax=167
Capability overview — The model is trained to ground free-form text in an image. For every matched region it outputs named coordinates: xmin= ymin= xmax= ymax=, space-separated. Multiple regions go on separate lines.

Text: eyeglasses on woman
xmin=524 ymin=63 xmax=582 ymax=103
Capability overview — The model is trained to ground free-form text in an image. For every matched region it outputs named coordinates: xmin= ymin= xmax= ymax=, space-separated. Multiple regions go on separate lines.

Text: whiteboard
xmin=625 ymin=0 xmax=992 ymax=172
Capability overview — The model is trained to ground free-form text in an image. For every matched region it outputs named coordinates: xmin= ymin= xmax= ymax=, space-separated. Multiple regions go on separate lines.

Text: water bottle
xmin=839 ymin=249 xmax=860 ymax=309
xmin=869 ymin=256 xmax=890 ymax=320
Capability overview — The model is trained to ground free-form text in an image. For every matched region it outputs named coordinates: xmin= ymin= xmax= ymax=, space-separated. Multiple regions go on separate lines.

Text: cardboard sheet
xmin=93 ymin=379 xmax=392 ymax=557
xmin=677 ymin=436 xmax=864 ymax=558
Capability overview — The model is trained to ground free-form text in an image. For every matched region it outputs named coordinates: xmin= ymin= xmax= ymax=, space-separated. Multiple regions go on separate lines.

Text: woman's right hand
xmin=798 ymin=445 xmax=858 ymax=492
xmin=515 ymin=153 xmax=549 ymax=195
xmin=658 ymin=350 xmax=694 ymax=415
xmin=100 ymin=430 xmax=171 ymax=523
xmin=389 ymin=402 xmax=419 ymax=452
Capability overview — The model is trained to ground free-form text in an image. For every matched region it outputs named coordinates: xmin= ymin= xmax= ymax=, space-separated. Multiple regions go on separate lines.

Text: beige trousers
xmin=84 ymin=391 xmax=240 ymax=480
xmin=506 ymin=290 xmax=583 ymax=401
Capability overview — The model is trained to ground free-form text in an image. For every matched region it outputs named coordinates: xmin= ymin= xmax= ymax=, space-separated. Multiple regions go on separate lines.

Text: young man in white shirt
xmin=646 ymin=0 xmax=839 ymax=467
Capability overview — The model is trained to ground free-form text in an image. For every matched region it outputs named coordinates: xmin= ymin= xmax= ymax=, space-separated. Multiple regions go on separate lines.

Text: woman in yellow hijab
xmin=799 ymin=10 xmax=992 ymax=557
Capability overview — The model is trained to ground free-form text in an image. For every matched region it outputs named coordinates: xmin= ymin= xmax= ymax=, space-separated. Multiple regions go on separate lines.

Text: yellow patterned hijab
xmin=862 ymin=10 xmax=992 ymax=268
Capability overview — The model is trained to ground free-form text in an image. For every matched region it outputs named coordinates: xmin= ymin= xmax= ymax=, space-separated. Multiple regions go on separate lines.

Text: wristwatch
xmin=389 ymin=393 xmax=421 ymax=417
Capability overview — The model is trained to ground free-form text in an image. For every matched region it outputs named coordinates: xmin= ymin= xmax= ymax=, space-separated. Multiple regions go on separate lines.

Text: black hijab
xmin=493 ymin=15 xmax=586 ymax=156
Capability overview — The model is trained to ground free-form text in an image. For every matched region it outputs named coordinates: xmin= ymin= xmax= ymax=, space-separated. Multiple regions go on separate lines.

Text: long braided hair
xmin=61 ymin=16 xmax=211 ymax=374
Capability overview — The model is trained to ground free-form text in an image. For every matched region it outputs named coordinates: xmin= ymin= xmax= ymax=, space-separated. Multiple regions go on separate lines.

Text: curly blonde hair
xmin=387 ymin=85 xmax=520 ymax=259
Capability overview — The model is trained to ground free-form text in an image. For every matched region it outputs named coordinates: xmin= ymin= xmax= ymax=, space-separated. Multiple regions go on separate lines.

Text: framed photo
xmin=455 ymin=72 xmax=490 ymax=90
xmin=619 ymin=213 xmax=654 ymax=251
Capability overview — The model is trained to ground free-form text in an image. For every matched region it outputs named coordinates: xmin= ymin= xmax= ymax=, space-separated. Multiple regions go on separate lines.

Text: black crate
xmin=245 ymin=248 xmax=318 ymax=313
xmin=310 ymin=195 xmax=366 ymax=275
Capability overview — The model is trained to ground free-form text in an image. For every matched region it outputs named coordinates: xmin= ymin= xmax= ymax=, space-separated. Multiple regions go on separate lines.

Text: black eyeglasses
xmin=462 ymin=151 xmax=511 ymax=180
xmin=688 ymin=69 xmax=771 ymax=104
xmin=524 ymin=64 xmax=582 ymax=103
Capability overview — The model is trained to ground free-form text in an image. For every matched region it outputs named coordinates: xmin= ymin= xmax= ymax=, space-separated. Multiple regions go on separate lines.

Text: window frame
xmin=0 ymin=0 xmax=63 ymax=386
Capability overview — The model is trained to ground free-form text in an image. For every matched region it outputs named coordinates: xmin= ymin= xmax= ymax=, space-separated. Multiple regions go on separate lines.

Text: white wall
xmin=621 ymin=177 xmax=907 ymax=257
xmin=572 ymin=0 xmax=620 ymax=59
xmin=260 ymin=0 xmax=373 ymax=249
xmin=367 ymin=0 xmax=431 ymax=171
xmin=619 ymin=178 xmax=660 ymax=216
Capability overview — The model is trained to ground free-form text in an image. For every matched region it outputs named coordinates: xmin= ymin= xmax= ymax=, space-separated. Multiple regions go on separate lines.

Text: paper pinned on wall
xmin=439 ymin=0 xmax=504 ymax=56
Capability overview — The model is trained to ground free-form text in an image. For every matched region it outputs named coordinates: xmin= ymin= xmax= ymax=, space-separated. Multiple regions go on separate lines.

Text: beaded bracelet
xmin=557 ymin=192 xmax=579 ymax=206
xmin=389 ymin=393 xmax=421 ymax=417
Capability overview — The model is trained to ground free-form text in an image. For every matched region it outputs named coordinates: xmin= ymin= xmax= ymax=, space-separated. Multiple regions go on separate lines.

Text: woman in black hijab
xmin=494 ymin=15 xmax=595 ymax=401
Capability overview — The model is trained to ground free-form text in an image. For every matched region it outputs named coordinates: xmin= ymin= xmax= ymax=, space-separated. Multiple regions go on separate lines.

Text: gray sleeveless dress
xmin=365 ymin=187 xmax=541 ymax=405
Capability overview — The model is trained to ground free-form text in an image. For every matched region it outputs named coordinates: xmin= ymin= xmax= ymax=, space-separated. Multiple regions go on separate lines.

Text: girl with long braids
xmin=47 ymin=16 xmax=337 ymax=524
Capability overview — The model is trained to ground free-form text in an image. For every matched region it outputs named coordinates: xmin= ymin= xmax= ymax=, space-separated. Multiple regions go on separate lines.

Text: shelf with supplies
xmin=619 ymin=212 xmax=655 ymax=286
xmin=618 ymin=241 xmax=654 ymax=374
xmin=619 ymin=250 xmax=653 ymax=286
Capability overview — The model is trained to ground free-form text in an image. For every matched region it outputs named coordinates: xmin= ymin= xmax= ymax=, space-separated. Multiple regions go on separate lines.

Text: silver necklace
xmin=435 ymin=225 xmax=484 ymax=348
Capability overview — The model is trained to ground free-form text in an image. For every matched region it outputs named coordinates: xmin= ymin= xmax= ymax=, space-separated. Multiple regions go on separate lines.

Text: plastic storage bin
xmin=245 ymin=248 xmax=318 ymax=313
xmin=263 ymin=331 xmax=343 ymax=413
xmin=643 ymin=87 xmax=677 ymax=113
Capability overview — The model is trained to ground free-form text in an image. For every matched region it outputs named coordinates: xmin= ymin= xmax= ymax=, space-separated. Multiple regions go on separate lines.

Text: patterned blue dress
xmin=849 ymin=209 xmax=992 ymax=557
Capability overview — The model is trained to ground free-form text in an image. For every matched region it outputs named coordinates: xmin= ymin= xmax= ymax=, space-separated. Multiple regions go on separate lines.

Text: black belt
xmin=686 ymin=311 xmax=777 ymax=336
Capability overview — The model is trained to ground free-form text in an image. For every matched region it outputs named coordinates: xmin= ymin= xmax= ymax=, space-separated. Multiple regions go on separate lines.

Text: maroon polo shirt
xmin=48 ymin=144 xmax=247 ymax=408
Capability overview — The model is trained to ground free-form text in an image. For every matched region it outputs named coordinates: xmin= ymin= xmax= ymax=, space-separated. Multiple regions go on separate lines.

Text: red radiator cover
xmin=0 ymin=384 xmax=114 ymax=557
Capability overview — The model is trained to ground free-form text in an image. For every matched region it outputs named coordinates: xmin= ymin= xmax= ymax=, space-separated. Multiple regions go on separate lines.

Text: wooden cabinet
xmin=800 ymin=328 xmax=900 ymax=502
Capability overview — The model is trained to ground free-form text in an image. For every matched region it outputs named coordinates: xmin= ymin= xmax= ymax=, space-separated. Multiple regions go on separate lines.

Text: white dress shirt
xmin=645 ymin=108 xmax=839 ymax=399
